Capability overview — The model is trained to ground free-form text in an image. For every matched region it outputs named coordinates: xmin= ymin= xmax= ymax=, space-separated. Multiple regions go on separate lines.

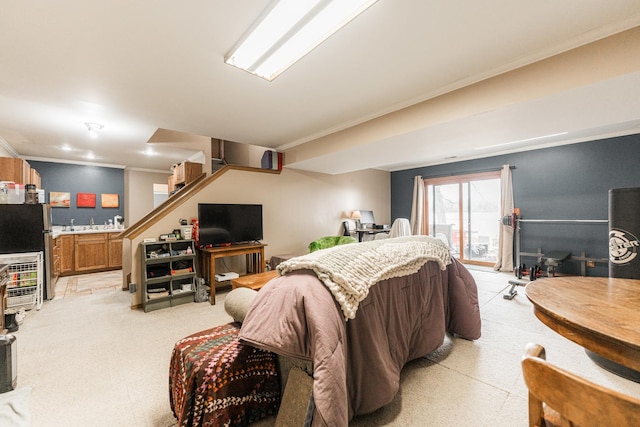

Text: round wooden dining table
xmin=525 ymin=276 xmax=640 ymax=382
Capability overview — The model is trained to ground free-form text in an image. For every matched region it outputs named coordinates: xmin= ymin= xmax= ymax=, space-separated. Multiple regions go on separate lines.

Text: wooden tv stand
xmin=198 ymin=243 xmax=266 ymax=305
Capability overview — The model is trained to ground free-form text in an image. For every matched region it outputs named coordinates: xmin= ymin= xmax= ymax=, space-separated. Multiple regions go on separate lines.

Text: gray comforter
xmin=239 ymin=257 xmax=481 ymax=426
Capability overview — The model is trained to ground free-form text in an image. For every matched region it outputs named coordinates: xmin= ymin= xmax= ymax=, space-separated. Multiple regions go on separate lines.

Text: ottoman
xmin=169 ymin=322 xmax=280 ymax=426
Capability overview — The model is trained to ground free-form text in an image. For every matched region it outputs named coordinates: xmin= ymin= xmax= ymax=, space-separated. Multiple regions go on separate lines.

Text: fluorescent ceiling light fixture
xmin=477 ymin=132 xmax=569 ymax=150
xmin=225 ymin=0 xmax=378 ymax=81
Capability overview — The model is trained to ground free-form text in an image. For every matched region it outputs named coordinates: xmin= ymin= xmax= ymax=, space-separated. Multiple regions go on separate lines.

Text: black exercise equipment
xmin=503 ymin=214 xmax=608 ymax=300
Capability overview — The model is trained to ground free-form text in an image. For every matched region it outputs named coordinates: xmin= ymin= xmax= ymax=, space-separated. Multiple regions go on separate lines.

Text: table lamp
xmin=351 ymin=210 xmax=362 ymax=229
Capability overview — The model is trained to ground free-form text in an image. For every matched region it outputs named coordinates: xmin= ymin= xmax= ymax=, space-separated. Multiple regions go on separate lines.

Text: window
xmin=153 ymin=183 xmax=168 ymax=208
xmin=425 ymin=171 xmax=501 ymax=266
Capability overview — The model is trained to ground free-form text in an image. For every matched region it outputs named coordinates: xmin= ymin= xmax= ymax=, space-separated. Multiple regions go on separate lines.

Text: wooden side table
xmin=231 ymin=270 xmax=279 ymax=291
xmin=199 ymin=243 xmax=266 ymax=304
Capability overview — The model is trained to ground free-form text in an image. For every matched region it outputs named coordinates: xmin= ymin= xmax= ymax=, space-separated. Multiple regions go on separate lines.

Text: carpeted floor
xmin=8 ymin=267 xmax=640 ymax=426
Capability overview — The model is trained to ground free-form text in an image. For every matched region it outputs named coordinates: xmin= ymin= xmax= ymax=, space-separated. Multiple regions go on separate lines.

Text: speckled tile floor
xmin=54 ymin=270 xmax=123 ymax=299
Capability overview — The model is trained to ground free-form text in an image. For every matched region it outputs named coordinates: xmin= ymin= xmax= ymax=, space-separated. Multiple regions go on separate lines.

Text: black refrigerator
xmin=0 ymin=204 xmax=54 ymax=300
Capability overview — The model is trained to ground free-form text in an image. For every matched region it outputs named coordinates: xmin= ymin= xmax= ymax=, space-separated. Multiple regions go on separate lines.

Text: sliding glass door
xmin=425 ymin=172 xmax=500 ymax=266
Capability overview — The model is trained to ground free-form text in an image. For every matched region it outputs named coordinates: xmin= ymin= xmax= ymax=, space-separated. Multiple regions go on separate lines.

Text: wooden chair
xmin=521 ymin=343 xmax=640 ymax=427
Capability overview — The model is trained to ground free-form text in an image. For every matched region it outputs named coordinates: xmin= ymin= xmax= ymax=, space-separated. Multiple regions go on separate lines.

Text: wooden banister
xmin=120 ymin=165 xmax=280 ymax=240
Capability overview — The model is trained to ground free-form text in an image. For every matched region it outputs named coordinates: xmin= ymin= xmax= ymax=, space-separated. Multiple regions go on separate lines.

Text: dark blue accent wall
xmin=29 ymin=161 xmax=125 ymax=227
xmin=391 ymin=133 xmax=640 ymax=276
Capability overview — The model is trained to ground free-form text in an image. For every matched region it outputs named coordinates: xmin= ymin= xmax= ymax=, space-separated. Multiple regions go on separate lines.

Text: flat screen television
xmin=197 ymin=203 xmax=263 ymax=247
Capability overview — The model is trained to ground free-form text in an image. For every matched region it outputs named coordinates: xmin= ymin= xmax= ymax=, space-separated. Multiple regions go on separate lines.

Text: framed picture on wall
xmin=101 ymin=193 xmax=119 ymax=208
xmin=77 ymin=192 xmax=96 ymax=208
xmin=50 ymin=191 xmax=70 ymax=208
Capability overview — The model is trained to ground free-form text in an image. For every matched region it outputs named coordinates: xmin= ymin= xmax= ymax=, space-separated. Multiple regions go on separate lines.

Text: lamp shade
xmin=350 ymin=210 xmax=361 ymax=220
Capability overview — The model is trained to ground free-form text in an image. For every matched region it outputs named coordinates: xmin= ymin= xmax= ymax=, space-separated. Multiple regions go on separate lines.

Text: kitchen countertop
xmin=51 ymin=227 xmax=125 ymax=238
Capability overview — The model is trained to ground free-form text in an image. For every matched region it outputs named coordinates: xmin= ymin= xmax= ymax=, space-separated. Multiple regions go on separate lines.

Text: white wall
xmin=124 ymin=166 xmax=390 ymax=307
xmin=124 ymin=169 xmax=171 ymax=226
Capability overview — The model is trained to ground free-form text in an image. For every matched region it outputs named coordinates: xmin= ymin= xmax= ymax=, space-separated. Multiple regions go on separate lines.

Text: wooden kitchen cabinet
xmin=58 ymin=232 xmax=122 ymax=276
xmin=169 ymin=161 xmax=202 ymax=194
xmin=52 ymin=236 xmax=61 ymax=283
xmin=174 ymin=163 xmax=185 ymax=183
xmin=59 ymin=235 xmax=75 ymax=275
xmin=167 ymin=174 xmax=176 ymax=193
xmin=29 ymin=168 xmax=41 ymax=188
xmin=74 ymin=233 xmax=108 ymax=272
xmin=108 ymin=234 xmax=123 ymax=268
xmin=0 ymin=157 xmax=33 ymax=185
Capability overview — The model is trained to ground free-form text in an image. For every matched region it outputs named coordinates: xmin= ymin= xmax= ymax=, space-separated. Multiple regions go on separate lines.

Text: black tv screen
xmin=197 ymin=203 xmax=263 ymax=247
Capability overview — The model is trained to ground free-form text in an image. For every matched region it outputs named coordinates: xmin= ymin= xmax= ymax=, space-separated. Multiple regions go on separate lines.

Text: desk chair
xmin=389 ymin=218 xmax=411 ymax=237
xmin=342 ymin=220 xmax=351 ymax=237
xmin=374 ymin=218 xmax=411 ymax=240
xmin=521 ymin=343 xmax=640 ymax=427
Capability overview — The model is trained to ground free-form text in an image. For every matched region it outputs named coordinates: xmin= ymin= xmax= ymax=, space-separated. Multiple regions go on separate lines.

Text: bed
xmin=239 ymin=236 xmax=482 ymax=426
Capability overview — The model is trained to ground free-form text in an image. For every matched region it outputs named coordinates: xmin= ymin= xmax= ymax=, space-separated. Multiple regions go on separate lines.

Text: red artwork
xmin=77 ymin=192 xmax=96 ymax=208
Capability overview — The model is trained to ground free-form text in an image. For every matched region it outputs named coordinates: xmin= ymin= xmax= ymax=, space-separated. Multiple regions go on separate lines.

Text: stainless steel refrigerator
xmin=0 ymin=204 xmax=54 ymax=300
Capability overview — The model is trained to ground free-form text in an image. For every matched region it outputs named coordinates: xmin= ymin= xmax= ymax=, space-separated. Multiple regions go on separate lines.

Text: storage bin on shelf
xmin=0 ymin=252 xmax=43 ymax=312
xmin=6 ymin=183 xmax=25 ymax=204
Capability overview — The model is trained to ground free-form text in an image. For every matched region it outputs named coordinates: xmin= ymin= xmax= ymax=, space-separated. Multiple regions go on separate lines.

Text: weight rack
xmin=501 ymin=216 xmax=608 ymax=300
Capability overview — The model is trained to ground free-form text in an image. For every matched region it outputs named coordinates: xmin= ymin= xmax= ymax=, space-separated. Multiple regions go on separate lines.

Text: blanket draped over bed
xmin=240 ymin=237 xmax=481 ymax=426
xmin=277 ymin=235 xmax=452 ymax=319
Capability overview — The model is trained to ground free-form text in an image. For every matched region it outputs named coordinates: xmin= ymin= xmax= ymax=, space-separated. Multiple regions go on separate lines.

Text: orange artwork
xmin=50 ymin=191 xmax=70 ymax=208
xmin=101 ymin=193 xmax=119 ymax=208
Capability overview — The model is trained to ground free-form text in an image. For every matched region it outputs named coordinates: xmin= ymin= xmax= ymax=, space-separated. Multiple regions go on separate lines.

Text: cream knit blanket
xmin=277 ymin=236 xmax=452 ymax=320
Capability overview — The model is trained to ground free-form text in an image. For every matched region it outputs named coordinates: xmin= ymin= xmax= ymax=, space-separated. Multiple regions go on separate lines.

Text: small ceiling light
xmin=86 ymin=152 xmax=95 ymax=160
xmin=61 ymin=144 xmax=72 ymax=151
xmin=85 ymin=122 xmax=104 ymax=139
xmin=225 ymin=0 xmax=378 ymax=81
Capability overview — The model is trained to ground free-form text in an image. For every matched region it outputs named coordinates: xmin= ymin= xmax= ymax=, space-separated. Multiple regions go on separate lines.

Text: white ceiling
xmin=1 ymin=1 xmax=639 ymax=174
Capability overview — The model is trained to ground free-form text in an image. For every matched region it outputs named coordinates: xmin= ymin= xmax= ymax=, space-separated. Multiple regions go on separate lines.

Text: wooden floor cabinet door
xmin=59 ymin=235 xmax=75 ymax=275
xmin=74 ymin=233 xmax=108 ymax=272
xmin=108 ymin=235 xmax=123 ymax=268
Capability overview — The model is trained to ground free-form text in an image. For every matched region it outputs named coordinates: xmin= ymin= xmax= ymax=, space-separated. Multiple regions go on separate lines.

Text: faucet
xmin=90 ymin=217 xmax=95 ymax=230
xmin=70 ymin=218 xmax=75 ymax=231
